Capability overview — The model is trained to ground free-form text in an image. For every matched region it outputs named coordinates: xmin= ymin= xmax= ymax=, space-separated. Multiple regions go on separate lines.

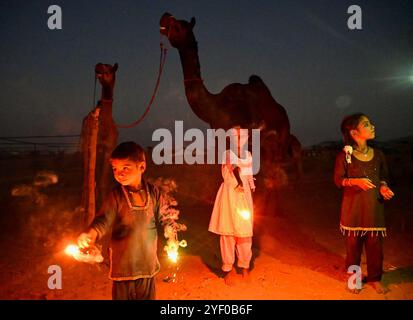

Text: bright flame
xmin=167 ymin=249 xmax=178 ymax=263
xmin=165 ymin=242 xmax=179 ymax=263
xmin=64 ymin=243 xmax=104 ymax=264
xmin=65 ymin=244 xmax=79 ymax=256
xmin=165 ymin=239 xmax=187 ymax=264
xmin=239 ymin=209 xmax=251 ymax=220
xmin=167 ymin=240 xmax=180 ymax=263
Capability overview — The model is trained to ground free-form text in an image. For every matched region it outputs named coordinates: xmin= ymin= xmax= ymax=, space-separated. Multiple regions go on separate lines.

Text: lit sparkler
xmin=65 ymin=244 xmax=80 ymax=256
xmin=164 ymin=225 xmax=187 ymax=264
xmin=149 ymin=177 xmax=187 ymax=283
xmin=64 ymin=243 xmax=103 ymax=264
xmin=238 ymin=209 xmax=251 ymax=220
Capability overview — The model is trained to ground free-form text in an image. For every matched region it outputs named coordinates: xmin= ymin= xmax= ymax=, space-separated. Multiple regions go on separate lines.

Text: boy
xmin=77 ymin=141 xmax=171 ymax=300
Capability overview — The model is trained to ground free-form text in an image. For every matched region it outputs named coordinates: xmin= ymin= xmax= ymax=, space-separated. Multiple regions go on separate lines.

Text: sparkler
xmin=238 ymin=209 xmax=251 ymax=221
xmin=163 ymin=236 xmax=186 ymax=283
xmin=64 ymin=243 xmax=103 ymax=264
xmin=164 ymin=225 xmax=187 ymax=264
xmin=147 ymin=177 xmax=187 ymax=283
xmin=236 ymin=190 xmax=252 ymax=221
xmin=162 ymin=223 xmax=187 ymax=284
xmin=150 ymin=177 xmax=187 ymax=284
xmin=150 ymin=177 xmax=187 ymax=264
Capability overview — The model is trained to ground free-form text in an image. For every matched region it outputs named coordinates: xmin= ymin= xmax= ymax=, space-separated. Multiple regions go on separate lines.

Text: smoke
xmin=11 ymin=171 xmax=59 ymax=206
xmin=10 ymin=170 xmax=81 ymax=249
xmin=26 ymin=207 xmax=80 ymax=249
xmin=263 ymin=165 xmax=289 ymax=189
xmin=147 ymin=177 xmax=187 ymax=262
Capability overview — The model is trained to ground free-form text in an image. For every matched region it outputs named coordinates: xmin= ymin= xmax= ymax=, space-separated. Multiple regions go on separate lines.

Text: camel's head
xmin=95 ymin=63 xmax=118 ymax=86
xmin=160 ymin=12 xmax=196 ymax=49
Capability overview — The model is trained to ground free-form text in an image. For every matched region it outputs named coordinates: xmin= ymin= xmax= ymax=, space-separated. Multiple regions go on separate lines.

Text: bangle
xmin=343 ymin=178 xmax=352 ymax=187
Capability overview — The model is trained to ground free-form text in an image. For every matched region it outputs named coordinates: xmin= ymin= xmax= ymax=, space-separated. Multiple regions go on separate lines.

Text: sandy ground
xmin=0 ymin=153 xmax=412 ymax=300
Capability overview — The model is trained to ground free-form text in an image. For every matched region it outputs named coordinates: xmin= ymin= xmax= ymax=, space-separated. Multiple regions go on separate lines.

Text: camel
xmin=81 ymin=63 xmax=118 ymax=224
xmin=94 ymin=63 xmax=119 ymax=198
xmin=159 ymin=13 xmax=302 ymax=170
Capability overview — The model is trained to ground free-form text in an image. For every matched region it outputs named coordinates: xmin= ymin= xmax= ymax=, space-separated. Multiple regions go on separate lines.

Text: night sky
xmin=1 ymin=0 xmax=412 ymax=147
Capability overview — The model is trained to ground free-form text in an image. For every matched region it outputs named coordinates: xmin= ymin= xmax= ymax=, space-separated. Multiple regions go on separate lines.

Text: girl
xmin=209 ymin=126 xmax=256 ymax=285
xmin=334 ymin=113 xmax=394 ymax=294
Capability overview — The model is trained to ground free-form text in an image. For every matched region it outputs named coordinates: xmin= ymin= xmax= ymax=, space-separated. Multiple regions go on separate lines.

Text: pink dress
xmin=208 ymin=150 xmax=255 ymax=237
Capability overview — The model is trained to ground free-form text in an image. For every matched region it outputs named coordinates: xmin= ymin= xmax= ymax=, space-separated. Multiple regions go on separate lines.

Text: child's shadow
xmin=383 ymin=265 xmax=413 ymax=287
xmin=195 ymin=233 xmax=260 ymax=278
xmin=181 ymin=202 xmax=260 ymax=279
xmin=197 ymin=235 xmax=224 ymax=277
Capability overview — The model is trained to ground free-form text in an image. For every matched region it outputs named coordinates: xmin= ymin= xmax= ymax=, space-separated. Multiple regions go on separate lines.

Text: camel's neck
xmin=179 ymin=42 xmax=202 ymax=81
xmin=98 ymin=98 xmax=114 ymax=122
xmin=101 ymin=85 xmax=114 ymax=101
xmin=98 ymin=86 xmax=114 ymax=120
xmin=178 ymin=41 xmax=215 ymax=125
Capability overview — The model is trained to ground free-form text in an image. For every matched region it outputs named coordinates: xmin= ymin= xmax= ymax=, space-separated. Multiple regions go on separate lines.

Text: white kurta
xmin=209 ymin=150 xmax=255 ymax=237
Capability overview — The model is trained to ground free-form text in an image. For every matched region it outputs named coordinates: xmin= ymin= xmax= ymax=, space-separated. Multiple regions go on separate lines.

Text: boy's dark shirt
xmin=91 ymin=180 xmax=168 ymax=280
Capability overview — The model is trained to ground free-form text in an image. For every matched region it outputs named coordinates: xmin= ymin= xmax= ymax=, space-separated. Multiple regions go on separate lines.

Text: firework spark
xmin=238 ymin=209 xmax=251 ymax=220
xmin=64 ymin=243 xmax=103 ymax=264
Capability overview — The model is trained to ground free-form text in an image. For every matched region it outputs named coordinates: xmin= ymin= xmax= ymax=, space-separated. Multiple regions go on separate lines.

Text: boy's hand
xmin=353 ymin=178 xmax=376 ymax=191
xmin=380 ymin=185 xmax=395 ymax=200
xmin=77 ymin=229 xmax=97 ymax=249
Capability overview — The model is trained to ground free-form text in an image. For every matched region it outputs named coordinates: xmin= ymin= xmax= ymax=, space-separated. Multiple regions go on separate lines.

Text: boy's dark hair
xmin=110 ymin=141 xmax=146 ymax=162
xmin=341 ymin=113 xmax=367 ymax=146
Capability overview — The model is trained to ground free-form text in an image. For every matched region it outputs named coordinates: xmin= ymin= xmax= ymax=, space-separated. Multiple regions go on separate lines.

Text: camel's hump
xmin=248 ymin=75 xmax=270 ymax=91
xmin=248 ymin=75 xmax=265 ymax=85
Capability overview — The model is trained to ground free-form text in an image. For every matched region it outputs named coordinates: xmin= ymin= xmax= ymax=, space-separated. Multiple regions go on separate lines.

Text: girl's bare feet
xmin=224 ymin=269 xmax=237 ymax=286
xmin=242 ymin=268 xmax=251 ymax=282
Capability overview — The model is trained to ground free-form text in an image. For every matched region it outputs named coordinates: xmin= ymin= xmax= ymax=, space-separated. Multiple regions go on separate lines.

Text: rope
xmin=0 ymin=135 xmax=80 ymax=139
xmin=92 ymin=76 xmax=97 ymax=111
xmin=115 ymin=43 xmax=168 ymax=129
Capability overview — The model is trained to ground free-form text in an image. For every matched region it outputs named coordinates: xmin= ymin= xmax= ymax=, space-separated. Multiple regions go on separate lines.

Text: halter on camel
xmin=91 ymin=42 xmax=168 ymax=129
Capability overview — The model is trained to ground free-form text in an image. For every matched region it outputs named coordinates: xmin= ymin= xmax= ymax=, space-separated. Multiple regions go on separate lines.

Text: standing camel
xmin=81 ymin=63 xmax=118 ymax=225
xmin=159 ymin=13 xmax=302 ymax=216
xmin=159 ymin=13 xmax=301 ymax=166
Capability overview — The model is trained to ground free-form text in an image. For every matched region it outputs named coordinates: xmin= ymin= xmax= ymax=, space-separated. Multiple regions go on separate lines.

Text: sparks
xmin=65 ymin=244 xmax=79 ymax=256
xmin=165 ymin=239 xmax=187 ymax=264
xmin=167 ymin=246 xmax=179 ymax=263
xmin=64 ymin=243 xmax=103 ymax=264
xmin=238 ymin=209 xmax=251 ymax=220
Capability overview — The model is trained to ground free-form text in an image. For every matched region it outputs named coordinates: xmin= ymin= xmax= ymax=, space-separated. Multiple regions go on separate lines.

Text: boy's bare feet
xmin=347 ymin=287 xmax=362 ymax=294
xmin=345 ymin=281 xmax=362 ymax=294
xmin=242 ymin=268 xmax=251 ymax=282
xmin=224 ymin=269 xmax=237 ymax=286
xmin=370 ymin=281 xmax=388 ymax=294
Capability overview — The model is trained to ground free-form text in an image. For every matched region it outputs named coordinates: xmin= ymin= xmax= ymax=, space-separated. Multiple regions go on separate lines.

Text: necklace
xmin=128 ymin=188 xmax=144 ymax=194
xmin=354 ymin=146 xmax=369 ymax=157
xmin=126 ymin=184 xmax=144 ymax=194
xmin=121 ymin=185 xmax=150 ymax=211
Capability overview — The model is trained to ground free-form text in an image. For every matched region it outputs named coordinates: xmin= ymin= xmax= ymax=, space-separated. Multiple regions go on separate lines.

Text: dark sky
xmin=0 ymin=0 xmax=412 ymax=147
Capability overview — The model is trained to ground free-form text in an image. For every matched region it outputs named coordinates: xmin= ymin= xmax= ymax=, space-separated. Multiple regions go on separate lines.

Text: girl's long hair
xmin=340 ymin=113 xmax=367 ymax=146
